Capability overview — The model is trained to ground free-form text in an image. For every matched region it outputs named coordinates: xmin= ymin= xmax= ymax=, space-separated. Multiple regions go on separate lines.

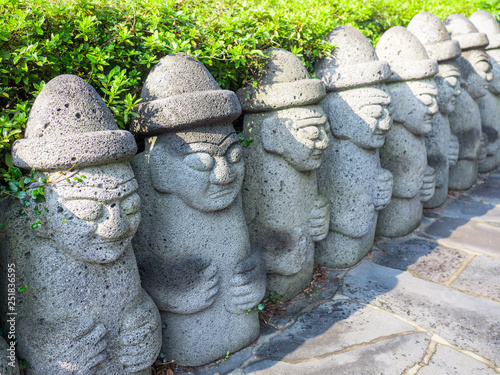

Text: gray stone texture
xmin=314 ymin=25 xmax=394 ymax=268
xmin=417 ymin=345 xmax=498 ymax=375
xmin=344 ymin=261 xmax=500 ymax=366
xmin=0 ymin=337 xmax=19 ymax=375
xmin=237 ymin=48 xmax=330 ymax=300
xmin=257 ymin=300 xmax=416 ymax=362
xmin=370 ymin=237 xmax=468 ymax=283
xmin=451 ymin=255 xmax=500 ymax=301
xmin=375 ymin=26 xmax=438 ymax=237
xmin=131 ymin=54 xmax=266 ymax=366
xmin=408 ymin=12 xmax=462 ymax=208
xmin=471 ymin=10 xmax=500 ymax=172
xmin=446 ymin=14 xmax=493 ymax=189
xmin=424 ymin=216 xmax=500 ymax=257
xmin=245 ymin=332 xmax=431 ymax=375
xmin=0 ymin=75 xmax=161 ymax=374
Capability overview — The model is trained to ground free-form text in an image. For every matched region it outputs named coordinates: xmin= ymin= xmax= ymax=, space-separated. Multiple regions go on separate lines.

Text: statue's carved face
xmin=463 ymin=50 xmax=493 ymax=99
xmin=150 ymin=129 xmax=245 ymax=212
xmin=323 ymin=85 xmax=392 ymax=149
xmin=389 ymin=79 xmax=438 ymax=135
xmin=262 ymin=105 xmax=330 ymax=171
xmin=45 ymin=163 xmax=140 ymax=263
xmin=436 ymin=63 xmax=461 ymax=115
xmin=487 ymin=52 xmax=500 ymax=95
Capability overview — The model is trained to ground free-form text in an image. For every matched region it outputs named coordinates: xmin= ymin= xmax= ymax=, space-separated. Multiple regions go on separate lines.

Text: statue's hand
xmin=65 ymin=318 xmax=107 ymax=375
xmin=420 ymin=166 xmax=436 ymax=202
xmin=373 ymin=168 xmax=393 ymax=210
xmin=309 ymin=195 xmax=330 ymax=242
xmin=230 ymin=247 xmax=267 ymax=312
xmin=118 ymin=292 xmax=162 ymax=373
xmin=448 ymin=135 xmax=459 ymax=167
xmin=478 ymin=133 xmax=488 ymax=161
xmin=164 ymin=257 xmax=219 ymax=315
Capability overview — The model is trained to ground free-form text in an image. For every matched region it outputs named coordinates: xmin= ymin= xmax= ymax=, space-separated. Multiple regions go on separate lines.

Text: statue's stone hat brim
xmin=319 ymin=60 xmax=391 ymax=91
xmin=420 ymin=39 xmax=461 ymax=62
xmin=376 ymin=26 xmax=439 ymax=82
xmin=13 ymin=130 xmax=137 ymax=171
xmin=407 ymin=12 xmax=462 ymax=62
xmin=130 ymin=90 xmax=241 ymax=135
xmin=445 ymin=14 xmax=489 ymax=51
xmin=236 ymin=79 xmax=325 ymax=112
xmin=450 ymin=32 xmax=490 ymax=50
xmin=386 ymin=59 xmax=439 ymax=82
xmin=469 ymin=10 xmax=500 ymax=50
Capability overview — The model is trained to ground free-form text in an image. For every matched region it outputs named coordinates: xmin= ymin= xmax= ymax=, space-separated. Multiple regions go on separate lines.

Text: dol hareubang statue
xmin=130 ymin=54 xmax=266 ymax=366
xmin=0 ymin=75 xmax=161 ymax=374
xmin=314 ymin=25 xmax=394 ymax=268
xmin=470 ymin=10 xmax=500 ymax=172
xmin=444 ymin=14 xmax=493 ymax=189
xmin=408 ymin=12 xmax=462 ymax=208
xmin=375 ymin=26 xmax=438 ymax=237
xmin=237 ymin=48 xmax=330 ymax=300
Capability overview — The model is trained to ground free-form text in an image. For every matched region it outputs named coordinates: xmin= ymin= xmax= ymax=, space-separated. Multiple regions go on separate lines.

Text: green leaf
xmin=5 ymin=153 xmax=13 ymax=168
xmin=8 ymin=181 xmax=19 ymax=192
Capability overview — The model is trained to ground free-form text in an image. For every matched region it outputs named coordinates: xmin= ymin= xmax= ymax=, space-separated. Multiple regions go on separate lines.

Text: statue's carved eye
xmin=362 ymin=104 xmax=384 ymax=119
xmin=183 ymin=152 xmax=215 ymax=171
xmin=226 ymin=144 xmax=242 ymax=164
xmin=444 ymin=76 xmax=459 ymax=88
xmin=63 ymin=199 xmax=102 ymax=221
xmin=121 ymin=193 xmax=140 ymax=216
xmin=475 ymin=60 xmax=491 ymax=74
xmin=298 ymin=126 xmax=319 ymax=141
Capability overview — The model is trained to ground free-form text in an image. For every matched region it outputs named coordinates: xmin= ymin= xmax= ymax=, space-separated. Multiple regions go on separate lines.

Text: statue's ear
xmin=261 ymin=116 xmax=283 ymax=155
xmin=150 ymin=144 xmax=174 ymax=194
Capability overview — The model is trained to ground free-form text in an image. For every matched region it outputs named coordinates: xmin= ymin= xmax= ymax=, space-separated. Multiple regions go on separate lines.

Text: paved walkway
xmin=177 ymin=169 xmax=500 ymax=375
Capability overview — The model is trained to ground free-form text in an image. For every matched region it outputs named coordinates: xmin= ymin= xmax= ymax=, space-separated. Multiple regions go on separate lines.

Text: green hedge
xmin=0 ymin=0 xmax=498 ymax=194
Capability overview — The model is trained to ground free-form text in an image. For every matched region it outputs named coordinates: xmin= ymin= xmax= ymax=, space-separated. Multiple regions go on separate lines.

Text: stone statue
xmin=470 ymin=10 xmax=500 ymax=171
xmin=237 ymin=48 xmax=330 ymax=299
xmin=130 ymin=54 xmax=266 ymax=366
xmin=375 ymin=26 xmax=438 ymax=237
xmin=313 ymin=25 xmax=393 ymax=268
xmin=408 ymin=12 xmax=462 ymax=208
xmin=444 ymin=14 xmax=493 ymax=188
xmin=0 ymin=75 xmax=162 ymax=374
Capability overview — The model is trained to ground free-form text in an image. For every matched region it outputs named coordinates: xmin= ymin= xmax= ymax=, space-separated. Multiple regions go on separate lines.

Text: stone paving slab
xmin=451 ymin=255 xmax=500 ymax=301
xmin=424 ymin=217 xmax=500 ymax=257
xmin=257 ymin=299 xmax=415 ymax=362
xmin=269 ymin=269 xmax=342 ymax=329
xmin=370 ymin=237 xmax=468 ymax=283
xmin=244 ymin=332 xmax=431 ymax=375
xmin=417 ymin=345 xmax=498 ymax=375
xmin=462 ymin=181 xmax=500 ymax=204
xmin=343 ymin=261 xmax=500 ymax=366
xmin=441 ymin=199 xmax=500 ymax=223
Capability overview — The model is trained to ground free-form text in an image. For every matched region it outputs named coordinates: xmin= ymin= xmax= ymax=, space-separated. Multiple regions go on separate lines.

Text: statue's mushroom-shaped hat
xmin=470 ymin=10 xmax=500 ymax=50
xmin=130 ymin=54 xmax=242 ymax=135
xmin=12 ymin=74 xmax=137 ymax=171
xmin=314 ymin=25 xmax=391 ymax=91
xmin=407 ymin=12 xmax=461 ymax=62
xmin=236 ymin=48 xmax=326 ymax=112
xmin=444 ymin=14 xmax=489 ymax=51
xmin=376 ymin=26 xmax=439 ymax=82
